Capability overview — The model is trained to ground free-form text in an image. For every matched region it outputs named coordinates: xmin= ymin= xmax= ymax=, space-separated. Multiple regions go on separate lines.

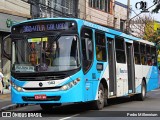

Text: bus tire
xmin=137 ymin=81 xmax=146 ymax=101
xmin=104 ymin=88 xmax=108 ymax=106
xmin=92 ymin=83 xmax=105 ymax=110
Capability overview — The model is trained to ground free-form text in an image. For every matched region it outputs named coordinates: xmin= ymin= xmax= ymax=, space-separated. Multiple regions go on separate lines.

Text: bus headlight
xmin=60 ymin=78 xmax=80 ymax=91
xmin=12 ymin=83 xmax=23 ymax=92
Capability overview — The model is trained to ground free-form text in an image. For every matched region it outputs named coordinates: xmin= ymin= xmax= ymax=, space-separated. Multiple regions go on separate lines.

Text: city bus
xmin=3 ymin=18 xmax=158 ymax=111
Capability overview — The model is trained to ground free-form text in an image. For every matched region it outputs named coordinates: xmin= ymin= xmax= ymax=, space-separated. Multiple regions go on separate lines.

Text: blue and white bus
xmin=3 ymin=18 xmax=158 ymax=110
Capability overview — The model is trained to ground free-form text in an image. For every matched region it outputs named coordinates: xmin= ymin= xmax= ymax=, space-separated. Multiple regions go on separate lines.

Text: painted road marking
xmin=59 ymin=114 xmax=80 ymax=120
xmin=1 ymin=104 xmax=17 ymax=111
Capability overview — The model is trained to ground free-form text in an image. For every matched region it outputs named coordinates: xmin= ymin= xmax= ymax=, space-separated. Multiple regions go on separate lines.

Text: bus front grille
xmin=16 ymin=75 xmax=67 ymax=81
xmin=23 ymin=86 xmax=61 ymax=91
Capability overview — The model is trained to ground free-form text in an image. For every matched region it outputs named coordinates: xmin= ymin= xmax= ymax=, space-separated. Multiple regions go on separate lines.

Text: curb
xmin=1 ymin=104 xmax=28 ymax=111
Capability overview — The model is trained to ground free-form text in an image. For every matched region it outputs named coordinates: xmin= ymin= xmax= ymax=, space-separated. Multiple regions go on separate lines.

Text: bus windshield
xmin=12 ymin=35 xmax=80 ymax=72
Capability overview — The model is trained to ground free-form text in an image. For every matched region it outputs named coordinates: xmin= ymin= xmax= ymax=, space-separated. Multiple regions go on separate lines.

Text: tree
xmin=152 ymin=0 xmax=160 ymax=13
xmin=143 ymin=18 xmax=155 ymax=41
xmin=146 ymin=28 xmax=160 ymax=42
xmin=130 ymin=16 xmax=154 ymax=39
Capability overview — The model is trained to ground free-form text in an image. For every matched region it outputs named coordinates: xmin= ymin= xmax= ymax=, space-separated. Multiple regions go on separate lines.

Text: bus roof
xmin=138 ymin=39 xmax=155 ymax=46
xmin=12 ymin=17 xmax=155 ymax=45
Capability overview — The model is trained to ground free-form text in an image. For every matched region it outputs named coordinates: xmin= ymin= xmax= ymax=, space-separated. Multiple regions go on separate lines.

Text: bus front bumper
xmin=11 ymin=85 xmax=84 ymax=104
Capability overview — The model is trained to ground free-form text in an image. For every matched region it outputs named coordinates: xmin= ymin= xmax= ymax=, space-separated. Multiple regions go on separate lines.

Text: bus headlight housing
xmin=11 ymin=83 xmax=23 ymax=92
xmin=60 ymin=78 xmax=80 ymax=91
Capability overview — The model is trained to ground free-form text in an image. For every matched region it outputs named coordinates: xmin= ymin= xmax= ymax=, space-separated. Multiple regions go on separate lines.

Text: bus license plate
xmin=34 ymin=95 xmax=47 ymax=100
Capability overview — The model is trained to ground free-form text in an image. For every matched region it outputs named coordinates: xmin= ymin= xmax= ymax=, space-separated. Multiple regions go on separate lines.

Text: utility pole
xmin=126 ymin=0 xmax=130 ymax=34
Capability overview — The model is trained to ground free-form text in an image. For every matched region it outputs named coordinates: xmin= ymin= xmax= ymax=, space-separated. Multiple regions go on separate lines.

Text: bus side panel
xmin=93 ymin=62 xmax=109 ymax=100
xmin=116 ymin=63 xmax=128 ymax=96
xmin=135 ymin=65 xmax=142 ymax=93
xmin=146 ymin=66 xmax=159 ymax=92
xmin=83 ymin=62 xmax=100 ymax=102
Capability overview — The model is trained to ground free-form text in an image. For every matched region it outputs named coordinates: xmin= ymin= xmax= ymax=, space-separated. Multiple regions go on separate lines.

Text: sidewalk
xmin=0 ymin=90 xmax=11 ymax=102
xmin=3 ymin=88 xmax=11 ymax=94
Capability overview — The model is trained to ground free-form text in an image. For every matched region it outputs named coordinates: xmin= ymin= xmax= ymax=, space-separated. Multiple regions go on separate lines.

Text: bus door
xmin=106 ymin=34 xmax=116 ymax=97
xmin=125 ymin=39 xmax=135 ymax=94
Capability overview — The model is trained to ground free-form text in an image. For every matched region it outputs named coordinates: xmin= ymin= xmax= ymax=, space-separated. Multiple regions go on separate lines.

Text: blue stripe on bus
xmin=11 ymin=77 xmax=26 ymax=87
xmin=147 ymin=66 xmax=159 ymax=91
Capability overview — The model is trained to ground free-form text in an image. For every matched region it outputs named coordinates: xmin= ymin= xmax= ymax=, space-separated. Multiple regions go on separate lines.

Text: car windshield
xmin=12 ymin=35 xmax=80 ymax=72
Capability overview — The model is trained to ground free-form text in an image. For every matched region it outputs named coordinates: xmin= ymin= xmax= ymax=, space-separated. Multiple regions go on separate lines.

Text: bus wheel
xmin=137 ymin=81 xmax=146 ymax=101
xmin=104 ymin=88 xmax=108 ymax=106
xmin=92 ymin=83 xmax=105 ymax=110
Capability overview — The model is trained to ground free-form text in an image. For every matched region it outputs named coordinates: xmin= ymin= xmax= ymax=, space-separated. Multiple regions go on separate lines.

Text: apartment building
xmin=29 ymin=0 xmax=127 ymax=30
xmin=114 ymin=1 xmax=128 ymax=32
xmin=79 ymin=0 xmax=114 ymax=27
xmin=30 ymin=0 xmax=78 ymax=18
xmin=78 ymin=0 xmax=128 ymax=31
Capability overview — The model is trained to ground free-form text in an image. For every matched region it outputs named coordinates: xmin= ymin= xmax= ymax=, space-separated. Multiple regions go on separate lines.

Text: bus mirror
xmin=2 ymin=35 xmax=11 ymax=60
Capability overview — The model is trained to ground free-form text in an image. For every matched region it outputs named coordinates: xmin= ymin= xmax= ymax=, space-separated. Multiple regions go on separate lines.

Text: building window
xmin=114 ymin=17 xmax=117 ymax=28
xmin=120 ymin=19 xmax=125 ymax=31
xmin=89 ymin=0 xmax=113 ymax=13
xmin=40 ymin=0 xmax=46 ymax=5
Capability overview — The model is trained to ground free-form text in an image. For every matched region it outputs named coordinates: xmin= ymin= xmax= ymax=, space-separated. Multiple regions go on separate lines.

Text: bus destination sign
xmin=12 ymin=21 xmax=76 ymax=34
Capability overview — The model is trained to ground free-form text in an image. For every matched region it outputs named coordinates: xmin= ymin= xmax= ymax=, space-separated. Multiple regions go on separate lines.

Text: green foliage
xmin=146 ymin=29 xmax=160 ymax=42
xmin=143 ymin=18 xmax=160 ymax=42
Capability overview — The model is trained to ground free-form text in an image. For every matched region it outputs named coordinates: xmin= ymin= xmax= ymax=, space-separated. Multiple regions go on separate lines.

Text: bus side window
xmin=134 ymin=42 xmax=141 ymax=64
xmin=146 ymin=45 xmax=152 ymax=66
xmin=140 ymin=44 xmax=147 ymax=65
xmin=115 ymin=37 xmax=126 ymax=63
xmin=81 ymin=27 xmax=93 ymax=73
xmin=95 ymin=32 xmax=106 ymax=61
xmin=151 ymin=46 xmax=157 ymax=66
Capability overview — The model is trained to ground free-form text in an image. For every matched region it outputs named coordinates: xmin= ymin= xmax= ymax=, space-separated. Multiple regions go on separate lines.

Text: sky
xmin=116 ymin=0 xmax=160 ymax=21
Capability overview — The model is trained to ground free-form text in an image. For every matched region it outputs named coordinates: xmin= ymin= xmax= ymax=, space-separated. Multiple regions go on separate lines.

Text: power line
xmin=131 ymin=9 xmax=154 ymax=30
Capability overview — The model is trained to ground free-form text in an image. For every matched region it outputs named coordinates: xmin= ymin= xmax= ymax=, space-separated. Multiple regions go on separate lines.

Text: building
xmin=0 ymin=0 xmax=31 ymax=79
xmin=114 ymin=1 xmax=128 ymax=32
xmin=29 ymin=0 xmax=78 ymax=18
xmin=78 ymin=0 xmax=128 ymax=31
xmin=79 ymin=0 xmax=114 ymax=28
xmin=27 ymin=0 xmax=128 ymax=31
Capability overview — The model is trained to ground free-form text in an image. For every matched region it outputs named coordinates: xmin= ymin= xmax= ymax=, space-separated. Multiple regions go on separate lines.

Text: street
xmin=1 ymin=88 xmax=160 ymax=120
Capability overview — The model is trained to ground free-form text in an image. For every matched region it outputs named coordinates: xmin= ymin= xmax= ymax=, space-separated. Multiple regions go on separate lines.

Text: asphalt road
xmin=1 ymin=88 xmax=160 ymax=120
